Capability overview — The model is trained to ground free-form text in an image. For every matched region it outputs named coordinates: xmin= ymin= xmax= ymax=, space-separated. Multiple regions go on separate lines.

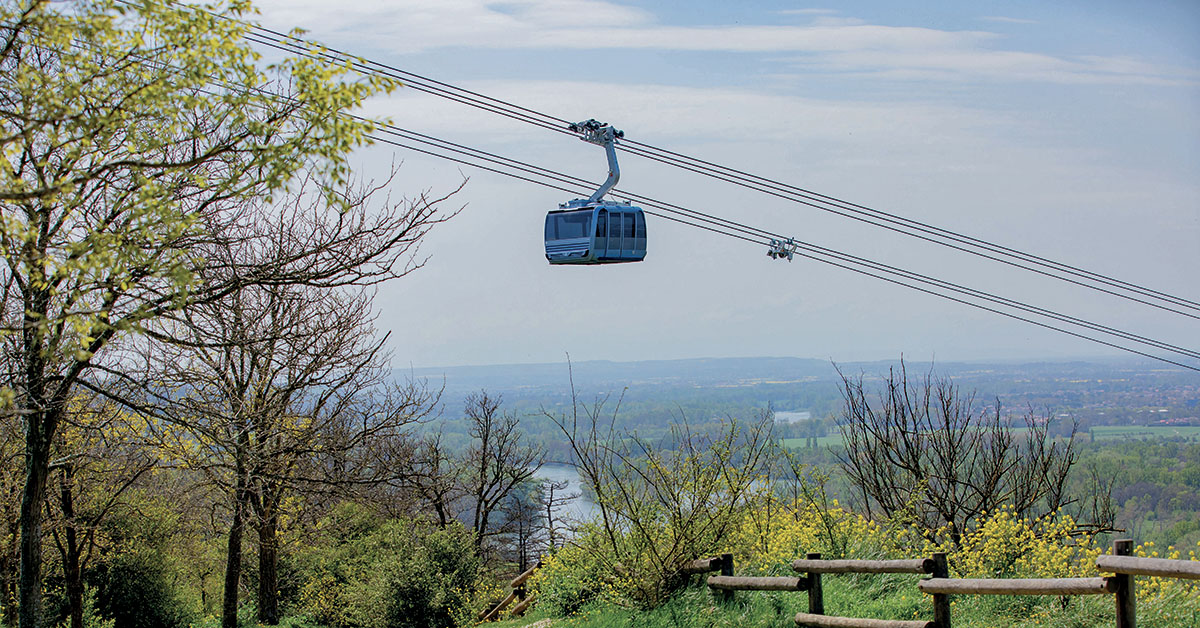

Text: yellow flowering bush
xmin=951 ymin=506 xmax=1100 ymax=579
xmin=531 ymin=498 xmax=1199 ymax=626
xmin=529 ymin=539 xmax=636 ymax=616
xmin=730 ymin=490 xmax=942 ymax=574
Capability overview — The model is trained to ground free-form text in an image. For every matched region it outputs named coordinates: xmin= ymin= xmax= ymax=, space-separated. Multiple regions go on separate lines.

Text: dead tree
xmin=539 ymin=478 xmax=578 ymax=553
xmin=463 ymin=392 xmax=545 ymax=558
xmin=836 ymin=361 xmax=1081 ymax=545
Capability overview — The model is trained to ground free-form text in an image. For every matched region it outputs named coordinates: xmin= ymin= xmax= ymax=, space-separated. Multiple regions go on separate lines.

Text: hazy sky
xmin=248 ymin=0 xmax=1199 ymax=369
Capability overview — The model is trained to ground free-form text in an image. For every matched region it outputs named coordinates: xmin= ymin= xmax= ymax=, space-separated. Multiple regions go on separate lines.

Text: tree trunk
xmin=59 ymin=465 xmax=83 ymax=628
xmin=19 ymin=412 xmax=53 ymax=628
xmin=222 ymin=469 xmax=248 ymax=628
xmin=2 ymin=511 xmax=18 ymax=628
xmin=256 ymin=503 xmax=279 ymax=625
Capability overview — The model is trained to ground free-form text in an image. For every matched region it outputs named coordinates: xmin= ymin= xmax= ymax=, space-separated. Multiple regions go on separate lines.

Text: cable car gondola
xmin=545 ymin=120 xmax=646 ymax=265
xmin=545 ymin=200 xmax=646 ymax=264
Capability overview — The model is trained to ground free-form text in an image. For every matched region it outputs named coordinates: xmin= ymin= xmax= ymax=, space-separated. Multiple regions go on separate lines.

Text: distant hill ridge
xmin=392 ymin=355 xmax=1161 ymax=400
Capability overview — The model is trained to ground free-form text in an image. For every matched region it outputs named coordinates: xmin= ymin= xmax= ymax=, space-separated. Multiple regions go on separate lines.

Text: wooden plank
xmin=479 ymin=591 xmax=517 ymax=622
xmin=1097 ymin=554 xmax=1200 ymax=580
xmin=707 ymin=575 xmax=809 ymax=592
xmin=792 ymin=558 xmax=933 ymax=575
xmin=794 ymin=613 xmax=933 ymax=628
xmin=510 ymin=593 xmax=537 ymax=617
xmin=918 ymin=577 xmax=1115 ymax=596
xmin=510 ymin=562 xmax=541 ymax=588
xmin=681 ymin=557 xmax=722 ymax=574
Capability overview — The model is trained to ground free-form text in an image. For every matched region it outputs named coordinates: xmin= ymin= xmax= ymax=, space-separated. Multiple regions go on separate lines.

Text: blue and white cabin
xmin=545 ymin=199 xmax=646 ymax=265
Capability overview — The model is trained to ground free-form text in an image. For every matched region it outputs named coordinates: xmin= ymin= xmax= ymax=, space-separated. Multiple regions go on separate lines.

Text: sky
xmin=246 ymin=0 xmax=1200 ymax=369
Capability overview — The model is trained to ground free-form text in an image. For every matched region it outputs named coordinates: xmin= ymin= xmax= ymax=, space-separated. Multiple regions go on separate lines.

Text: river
xmin=535 ymin=463 xmax=599 ymax=525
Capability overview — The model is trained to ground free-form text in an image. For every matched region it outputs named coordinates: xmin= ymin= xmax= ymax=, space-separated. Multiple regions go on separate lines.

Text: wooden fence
xmin=689 ymin=539 xmax=1200 ymax=628
xmin=478 ymin=560 xmax=541 ymax=623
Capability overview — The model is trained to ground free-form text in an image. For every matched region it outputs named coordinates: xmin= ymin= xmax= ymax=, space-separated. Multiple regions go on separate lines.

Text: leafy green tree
xmin=0 ymin=1 xmax=395 ymax=625
xmin=293 ymin=503 xmax=480 ymax=628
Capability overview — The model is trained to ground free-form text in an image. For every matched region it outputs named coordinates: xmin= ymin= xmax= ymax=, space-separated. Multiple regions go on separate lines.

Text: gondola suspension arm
xmin=569 ymin=119 xmax=624 ymax=203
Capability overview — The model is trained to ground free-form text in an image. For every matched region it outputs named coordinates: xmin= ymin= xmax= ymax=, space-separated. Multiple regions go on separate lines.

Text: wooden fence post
xmin=806 ymin=552 xmax=824 ymax=615
xmin=931 ymin=552 xmax=951 ymax=628
xmin=1114 ymin=539 xmax=1136 ymax=628
xmin=720 ymin=553 xmax=734 ymax=602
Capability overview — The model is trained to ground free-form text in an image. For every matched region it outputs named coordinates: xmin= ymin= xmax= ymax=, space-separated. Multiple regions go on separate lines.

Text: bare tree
xmin=547 ymin=379 xmax=775 ymax=607
xmin=408 ymin=432 xmax=462 ymax=529
xmin=836 ymin=361 xmax=1082 ymax=545
xmin=136 ymin=280 xmax=437 ymax=626
xmin=539 ymin=478 xmax=578 ymax=554
xmin=500 ymin=484 xmax=542 ymax=573
xmin=463 ymin=391 xmax=544 ymax=557
xmin=99 ymin=170 xmax=454 ymax=627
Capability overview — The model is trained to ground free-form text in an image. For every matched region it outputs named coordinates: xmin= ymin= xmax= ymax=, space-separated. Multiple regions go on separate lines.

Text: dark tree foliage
xmin=382 ymin=524 xmax=480 ymax=628
xmin=95 ymin=550 xmax=194 ymax=628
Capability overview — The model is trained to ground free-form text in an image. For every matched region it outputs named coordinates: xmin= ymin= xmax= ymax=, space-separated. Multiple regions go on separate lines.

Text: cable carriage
xmin=545 ymin=120 xmax=646 ymax=265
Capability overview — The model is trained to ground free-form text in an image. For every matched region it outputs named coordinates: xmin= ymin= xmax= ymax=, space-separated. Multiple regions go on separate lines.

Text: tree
xmin=408 ymin=433 xmax=462 ymax=529
xmin=462 ymin=391 xmax=544 ymax=558
xmin=0 ymin=1 xmax=397 ymax=624
xmin=47 ymin=395 xmax=155 ymax=628
xmin=538 ymin=478 xmax=578 ymax=554
xmin=136 ymin=200 xmax=444 ymax=627
xmin=547 ymin=384 xmax=775 ymax=607
xmin=499 ymin=483 xmax=541 ymax=573
xmin=835 ymin=361 xmax=1082 ymax=545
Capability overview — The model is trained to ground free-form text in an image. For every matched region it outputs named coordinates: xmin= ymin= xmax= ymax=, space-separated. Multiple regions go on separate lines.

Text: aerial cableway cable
xmin=376 ymin=123 xmax=1200 ymax=364
xmin=77 ymin=7 xmax=1200 ymax=371
xmin=218 ymin=16 xmax=1200 ymax=320
xmin=180 ymin=58 xmax=1200 ymax=370
xmin=354 ymin=123 xmax=1200 ymax=371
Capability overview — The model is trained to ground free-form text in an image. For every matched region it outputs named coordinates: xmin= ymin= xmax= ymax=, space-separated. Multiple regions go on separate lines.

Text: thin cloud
xmin=251 ymin=0 xmax=1194 ymax=87
xmin=980 ymin=16 xmax=1039 ymax=25
xmin=785 ymin=48 xmax=1199 ymax=86
xmin=778 ymin=8 xmax=838 ymax=16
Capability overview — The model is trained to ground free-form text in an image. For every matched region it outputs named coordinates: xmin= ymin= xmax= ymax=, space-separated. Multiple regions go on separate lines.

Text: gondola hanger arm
xmin=568 ymin=119 xmax=624 ymax=203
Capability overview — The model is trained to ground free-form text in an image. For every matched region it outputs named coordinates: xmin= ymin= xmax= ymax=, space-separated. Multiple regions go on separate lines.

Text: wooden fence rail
xmin=478 ymin=560 xmax=541 ymax=623
xmin=791 ymin=558 xmax=933 ymax=574
xmin=707 ymin=575 xmax=808 ymax=592
xmin=792 ymin=615 xmax=932 ymax=628
xmin=1097 ymin=554 xmax=1200 ymax=580
xmin=689 ymin=539 xmax=1199 ymax=628
xmin=918 ymin=577 xmax=1116 ymax=596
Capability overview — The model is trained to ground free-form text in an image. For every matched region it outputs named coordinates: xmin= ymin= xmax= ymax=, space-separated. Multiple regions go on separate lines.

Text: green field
xmin=782 ymin=425 xmax=1200 ymax=449
xmin=1090 ymin=425 xmax=1200 ymax=440
xmin=780 ymin=435 xmax=842 ymax=448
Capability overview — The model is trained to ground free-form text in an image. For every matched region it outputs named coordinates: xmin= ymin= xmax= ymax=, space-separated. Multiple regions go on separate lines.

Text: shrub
xmin=380 ymin=523 xmax=479 ymax=628
xmin=549 ymin=407 xmax=776 ymax=608
xmin=94 ymin=549 xmax=194 ymax=628
xmin=293 ymin=503 xmax=481 ymax=628
xmin=529 ymin=540 xmax=631 ymax=617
